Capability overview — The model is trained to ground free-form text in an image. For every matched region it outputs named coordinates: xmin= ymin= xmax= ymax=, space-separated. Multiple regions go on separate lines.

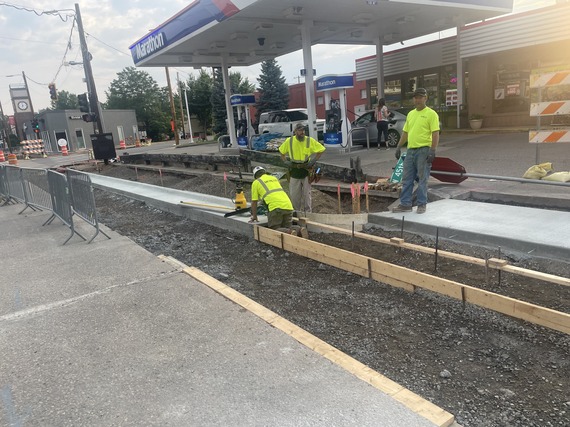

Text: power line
xmin=0 ymin=2 xmax=75 ymax=22
xmin=52 ymin=18 xmax=77 ymax=83
xmin=84 ymin=32 xmax=130 ymax=57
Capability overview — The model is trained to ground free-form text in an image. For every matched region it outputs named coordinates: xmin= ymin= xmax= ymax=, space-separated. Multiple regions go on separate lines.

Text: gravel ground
xmin=86 ymin=164 xmax=570 ymax=427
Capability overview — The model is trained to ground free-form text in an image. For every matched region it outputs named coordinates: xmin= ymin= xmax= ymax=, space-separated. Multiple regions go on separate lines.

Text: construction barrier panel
xmin=20 ymin=168 xmax=52 ymax=212
xmin=21 ymin=139 xmax=48 ymax=159
xmin=66 ymin=169 xmax=110 ymax=243
xmin=0 ymin=165 xmax=109 ymax=245
xmin=4 ymin=166 xmax=26 ymax=205
xmin=0 ymin=165 xmax=8 ymax=203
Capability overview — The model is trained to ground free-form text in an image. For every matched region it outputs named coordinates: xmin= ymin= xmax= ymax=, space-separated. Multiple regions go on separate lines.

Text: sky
xmin=0 ymin=0 xmax=557 ymax=117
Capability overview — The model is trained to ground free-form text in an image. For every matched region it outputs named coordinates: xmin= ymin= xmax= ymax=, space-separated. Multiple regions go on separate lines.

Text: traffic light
xmin=31 ymin=119 xmax=40 ymax=134
xmin=48 ymin=83 xmax=57 ymax=100
xmin=82 ymin=113 xmax=96 ymax=123
xmin=78 ymin=93 xmax=89 ymax=113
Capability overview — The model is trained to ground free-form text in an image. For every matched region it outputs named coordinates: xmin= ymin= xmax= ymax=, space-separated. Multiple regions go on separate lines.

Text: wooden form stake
xmin=337 ymin=183 xmax=341 ymax=214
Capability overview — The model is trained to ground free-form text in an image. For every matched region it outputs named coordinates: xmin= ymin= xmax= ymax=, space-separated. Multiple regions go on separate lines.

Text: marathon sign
xmin=316 ymin=74 xmax=354 ymax=92
xmin=230 ymin=94 xmax=256 ymax=106
xmin=132 ymin=32 xmax=167 ymax=62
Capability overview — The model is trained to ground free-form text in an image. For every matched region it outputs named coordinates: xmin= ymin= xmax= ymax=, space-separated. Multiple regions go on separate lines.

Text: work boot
xmin=300 ymin=227 xmax=309 ymax=239
xmin=416 ymin=205 xmax=426 ymax=214
xmin=392 ymin=204 xmax=412 ymax=213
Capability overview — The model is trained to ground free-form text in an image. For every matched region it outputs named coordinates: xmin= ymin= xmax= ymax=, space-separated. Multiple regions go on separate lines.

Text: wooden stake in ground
xmin=351 ymin=184 xmax=356 ymax=214
xmin=356 ymin=184 xmax=361 ymax=214
xmin=364 ymin=181 xmax=369 ymax=213
xmin=337 ymin=183 xmax=341 ymax=214
xmin=224 ymin=172 xmax=228 ymax=196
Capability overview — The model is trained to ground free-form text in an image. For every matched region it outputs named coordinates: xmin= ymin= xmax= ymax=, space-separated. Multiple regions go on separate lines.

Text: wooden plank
xmin=257 ymin=226 xmax=284 ymax=247
xmin=488 ymin=257 xmax=508 ymax=268
xmin=501 ymin=265 xmax=570 ymax=288
xmin=463 ymin=286 xmax=570 ymax=335
xmin=280 ymin=231 xmax=370 ymax=276
xmin=390 ymin=237 xmax=405 ymax=244
xmin=370 ymin=259 xmax=415 ymax=292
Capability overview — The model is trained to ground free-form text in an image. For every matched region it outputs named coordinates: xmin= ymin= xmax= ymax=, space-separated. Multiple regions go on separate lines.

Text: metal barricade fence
xmin=5 ymin=165 xmax=26 ymax=206
xmin=21 ymin=167 xmax=53 ymax=213
xmin=47 ymin=170 xmax=85 ymax=245
xmin=66 ymin=169 xmax=110 ymax=243
xmin=0 ymin=165 xmax=8 ymax=203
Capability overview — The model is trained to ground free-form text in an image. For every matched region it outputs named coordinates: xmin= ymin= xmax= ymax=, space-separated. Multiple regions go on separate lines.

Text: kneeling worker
xmin=249 ymin=166 xmax=308 ymax=238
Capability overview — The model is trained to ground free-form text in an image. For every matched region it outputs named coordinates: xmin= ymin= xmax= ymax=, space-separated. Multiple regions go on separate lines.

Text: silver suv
xmin=258 ymin=108 xmax=324 ymax=140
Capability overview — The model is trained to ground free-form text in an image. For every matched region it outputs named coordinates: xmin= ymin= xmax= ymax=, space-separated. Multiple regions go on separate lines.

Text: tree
xmin=185 ymin=70 xmax=214 ymax=133
xmin=255 ymin=59 xmax=289 ymax=124
xmin=105 ymin=67 xmax=170 ymax=141
xmin=51 ymin=90 xmax=78 ymax=110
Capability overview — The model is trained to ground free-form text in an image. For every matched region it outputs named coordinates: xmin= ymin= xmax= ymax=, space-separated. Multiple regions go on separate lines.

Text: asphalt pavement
xmin=0 ymin=201 xmax=449 ymax=427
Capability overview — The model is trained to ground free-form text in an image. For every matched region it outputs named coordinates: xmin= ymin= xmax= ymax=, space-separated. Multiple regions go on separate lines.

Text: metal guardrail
xmin=66 ymin=169 xmax=110 ymax=243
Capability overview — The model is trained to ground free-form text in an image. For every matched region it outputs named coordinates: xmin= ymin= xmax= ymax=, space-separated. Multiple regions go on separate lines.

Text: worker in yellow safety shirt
xmin=279 ymin=122 xmax=325 ymax=214
xmin=249 ymin=166 xmax=308 ymax=238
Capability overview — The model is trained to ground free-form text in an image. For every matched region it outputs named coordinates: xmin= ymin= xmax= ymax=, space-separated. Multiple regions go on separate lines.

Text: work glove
xmin=307 ymin=157 xmax=317 ymax=167
xmin=395 ymin=147 xmax=401 ymax=160
xmin=427 ymin=149 xmax=436 ymax=164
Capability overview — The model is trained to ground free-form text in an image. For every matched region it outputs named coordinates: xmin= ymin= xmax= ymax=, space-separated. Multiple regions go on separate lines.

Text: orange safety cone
xmin=61 ymin=145 xmax=69 ymax=156
xmin=7 ymin=153 xmax=18 ymax=165
xmin=135 ymin=138 xmax=141 ymax=148
xmin=120 ymin=140 xmax=126 ymax=149
xmin=0 ymin=150 xmax=5 ymax=162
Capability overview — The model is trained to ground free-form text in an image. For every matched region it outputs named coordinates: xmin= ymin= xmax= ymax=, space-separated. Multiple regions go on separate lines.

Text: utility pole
xmin=177 ymin=72 xmax=185 ymax=139
xmin=184 ymin=88 xmax=194 ymax=143
xmin=165 ymin=67 xmax=179 ymax=146
xmin=22 ymin=71 xmax=35 ymax=118
xmin=75 ymin=3 xmax=103 ymax=134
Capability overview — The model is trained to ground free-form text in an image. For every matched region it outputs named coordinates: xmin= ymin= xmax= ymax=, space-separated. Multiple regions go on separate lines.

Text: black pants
xmin=377 ymin=121 xmax=388 ymax=148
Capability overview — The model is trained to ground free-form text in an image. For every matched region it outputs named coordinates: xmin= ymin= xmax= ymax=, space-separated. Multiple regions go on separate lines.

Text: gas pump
xmin=229 ymin=94 xmax=256 ymax=148
xmin=316 ymin=74 xmax=354 ymax=149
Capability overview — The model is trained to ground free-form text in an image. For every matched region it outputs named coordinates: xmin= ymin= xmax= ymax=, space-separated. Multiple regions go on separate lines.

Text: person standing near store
xmin=279 ymin=122 xmax=325 ymax=213
xmin=393 ymin=88 xmax=440 ymax=214
xmin=376 ymin=98 xmax=390 ymax=150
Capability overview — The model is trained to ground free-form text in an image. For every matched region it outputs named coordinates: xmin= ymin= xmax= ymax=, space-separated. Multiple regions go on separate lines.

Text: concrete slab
xmin=369 ymin=199 xmax=570 ymax=261
xmin=0 ymin=202 xmax=441 ymax=427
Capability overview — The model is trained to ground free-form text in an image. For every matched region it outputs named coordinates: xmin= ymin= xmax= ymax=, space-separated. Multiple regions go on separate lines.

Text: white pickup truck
xmin=258 ymin=108 xmax=324 ymax=140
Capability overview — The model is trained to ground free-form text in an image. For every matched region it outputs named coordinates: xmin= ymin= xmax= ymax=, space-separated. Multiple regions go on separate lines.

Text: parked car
xmin=350 ymin=107 xmax=441 ymax=148
xmin=258 ymin=108 xmax=325 ymax=140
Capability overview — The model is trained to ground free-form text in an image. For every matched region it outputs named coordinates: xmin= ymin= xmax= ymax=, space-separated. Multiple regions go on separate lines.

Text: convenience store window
xmin=493 ymin=64 xmax=530 ymax=114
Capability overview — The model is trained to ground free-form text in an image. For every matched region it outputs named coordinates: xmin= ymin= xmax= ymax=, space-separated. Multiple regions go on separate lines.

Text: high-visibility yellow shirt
xmin=251 ymin=174 xmax=293 ymax=211
xmin=403 ymin=107 xmax=440 ymax=149
xmin=278 ymin=135 xmax=325 ymax=162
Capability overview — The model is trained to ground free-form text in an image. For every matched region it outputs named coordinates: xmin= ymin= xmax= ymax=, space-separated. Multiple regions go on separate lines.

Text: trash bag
xmin=542 ymin=171 xmax=570 ymax=182
xmin=523 ymin=164 xmax=549 ymax=179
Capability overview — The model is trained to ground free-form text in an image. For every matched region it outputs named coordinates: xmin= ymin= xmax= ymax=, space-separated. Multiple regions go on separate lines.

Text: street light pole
xmin=75 ymin=3 xmax=103 ymax=135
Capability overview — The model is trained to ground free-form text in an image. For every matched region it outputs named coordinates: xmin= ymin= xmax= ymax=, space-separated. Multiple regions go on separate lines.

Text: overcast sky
xmin=0 ymin=0 xmax=556 ymax=116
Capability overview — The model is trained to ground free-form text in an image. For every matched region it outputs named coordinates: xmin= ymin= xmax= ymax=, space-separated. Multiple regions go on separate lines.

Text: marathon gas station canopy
xmin=130 ymin=0 xmax=513 ymax=144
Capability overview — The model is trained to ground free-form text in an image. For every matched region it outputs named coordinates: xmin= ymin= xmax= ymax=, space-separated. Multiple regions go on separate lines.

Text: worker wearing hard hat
xmin=249 ymin=166 xmax=308 ymax=238
xmin=279 ymin=122 xmax=325 ymax=214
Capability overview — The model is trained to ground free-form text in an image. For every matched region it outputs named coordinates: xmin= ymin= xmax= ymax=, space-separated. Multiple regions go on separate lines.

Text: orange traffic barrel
xmin=7 ymin=153 xmax=18 ymax=165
